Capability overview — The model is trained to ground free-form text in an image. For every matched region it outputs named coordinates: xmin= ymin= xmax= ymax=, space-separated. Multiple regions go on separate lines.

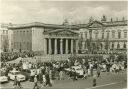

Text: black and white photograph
xmin=0 ymin=0 xmax=127 ymax=89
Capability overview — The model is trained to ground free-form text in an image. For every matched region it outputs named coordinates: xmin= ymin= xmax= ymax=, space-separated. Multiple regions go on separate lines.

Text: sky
xmin=0 ymin=0 xmax=127 ymax=24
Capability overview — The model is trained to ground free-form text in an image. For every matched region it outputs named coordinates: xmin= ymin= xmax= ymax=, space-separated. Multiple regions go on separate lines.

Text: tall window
xmin=123 ymin=43 xmax=126 ymax=48
xmin=124 ymin=31 xmax=127 ymax=38
xmin=106 ymin=30 xmax=110 ymax=39
xmin=117 ymin=43 xmax=120 ymax=49
xmin=112 ymin=30 xmax=115 ymax=38
xmin=102 ymin=32 xmax=104 ymax=39
xmin=80 ymin=32 xmax=83 ymax=38
xmin=95 ymin=33 xmax=98 ymax=39
xmin=112 ymin=43 xmax=114 ymax=49
xmin=84 ymin=32 xmax=87 ymax=39
xmin=118 ymin=31 xmax=121 ymax=39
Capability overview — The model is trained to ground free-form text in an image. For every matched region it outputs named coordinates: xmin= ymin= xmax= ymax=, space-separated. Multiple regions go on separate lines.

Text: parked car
xmin=0 ymin=75 xmax=8 ymax=83
xmin=8 ymin=70 xmax=26 ymax=81
xmin=65 ymin=65 xmax=84 ymax=77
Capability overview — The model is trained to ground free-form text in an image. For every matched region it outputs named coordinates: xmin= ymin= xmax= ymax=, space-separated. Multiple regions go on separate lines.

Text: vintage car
xmin=0 ymin=75 xmax=8 ymax=83
xmin=65 ymin=65 xmax=84 ymax=77
xmin=8 ymin=70 xmax=26 ymax=81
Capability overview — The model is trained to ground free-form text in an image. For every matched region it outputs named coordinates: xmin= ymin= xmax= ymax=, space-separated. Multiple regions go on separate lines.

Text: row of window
xmin=1 ymin=30 xmax=8 ymax=34
xmin=111 ymin=43 xmax=126 ymax=49
xmin=14 ymin=30 xmax=31 ymax=34
xmin=80 ymin=31 xmax=127 ymax=39
xmin=84 ymin=42 xmax=127 ymax=50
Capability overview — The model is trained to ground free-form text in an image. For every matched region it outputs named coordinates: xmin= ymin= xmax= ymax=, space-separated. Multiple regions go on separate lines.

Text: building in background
xmin=79 ymin=15 xmax=127 ymax=54
xmin=5 ymin=15 xmax=128 ymax=54
xmin=8 ymin=21 xmax=79 ymax=55
xmin=0 ymin=23 xmax=13 ymax=52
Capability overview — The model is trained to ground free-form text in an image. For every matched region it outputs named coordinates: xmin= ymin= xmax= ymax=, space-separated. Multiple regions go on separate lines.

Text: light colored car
xmin=8 ymin=70 xmax=26 ymax=81
xmin=0 ymin=75 xmax=8 ymax=83
xmin=72 ymin=66 xmax=84 ymax=76
xmin=65 ymin=65 xmax=84 ymax=76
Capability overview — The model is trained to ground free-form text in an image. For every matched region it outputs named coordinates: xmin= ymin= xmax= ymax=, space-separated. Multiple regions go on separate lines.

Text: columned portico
xmin=44 ymin=29 xmax=79 ymax=55
xmin=46 ymin=38 xmax=78 ymax=55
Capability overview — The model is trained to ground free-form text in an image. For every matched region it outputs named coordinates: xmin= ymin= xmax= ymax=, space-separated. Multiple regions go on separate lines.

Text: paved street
xmin=1 ymin=71 xmax=127 ymax=89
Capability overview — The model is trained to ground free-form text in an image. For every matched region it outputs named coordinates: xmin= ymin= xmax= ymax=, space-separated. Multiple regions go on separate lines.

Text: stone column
xmin=43 ymin=38 xmax=47 ymax=54
xmin=48 ymin=38 xmax=51 ymax=54
xmin=54 ymin=39 xmax=57 ymax=54
xmin=60 ymin=39 xmax=63 ymax=54
xmin=71 ymin=39 xmax=73 ymax=54
xmin=66 ymin=39 xmax=68 ymax=54
xmin=75 ymin=39 xmax=79 ymax=53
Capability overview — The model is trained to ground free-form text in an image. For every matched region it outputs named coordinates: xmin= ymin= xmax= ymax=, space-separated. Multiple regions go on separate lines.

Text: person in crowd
xmin=45 ymin=73 xmax=52 ymax=87
xmin=30 ymin=68 xmax=36 ymax=82
xmin=59 ymin=70 xmax=64 ymax=80
xmin=33 ymin=75 xmax=39 ymax=89
xmin=92 ymin=74 xmax=97 ymax=87
xmin=83 ymin=68 xmax=88 ymax=79
xmin=97 ymin=64 xmax=101 ymax=78
xmin=13 ymin=76 xmax=18 ymax=88
xmin=72 ymin=68 xmax=78 ymax=81
xmin=17 ymin=77 xmax=23 ymax=88
xmin=42 ymin=74 xmax=46 ymax=87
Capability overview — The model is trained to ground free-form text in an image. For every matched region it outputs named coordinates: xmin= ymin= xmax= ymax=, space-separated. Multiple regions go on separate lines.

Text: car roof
xmin=10 ymin=70 xmax=20 ymax=73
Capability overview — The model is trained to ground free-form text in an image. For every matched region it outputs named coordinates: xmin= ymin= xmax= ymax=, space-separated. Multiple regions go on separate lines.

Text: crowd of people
xmin=1 ymin=51 xmax=35 ymax=62
xmin=0 ymin=53 xmax=127 ymax=89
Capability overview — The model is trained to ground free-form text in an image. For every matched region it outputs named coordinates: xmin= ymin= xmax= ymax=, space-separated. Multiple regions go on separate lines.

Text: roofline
xmin=8 ymin=22 xmax=80 ymax=29
xmin=7 ymin=20 xmax=127 ymax=30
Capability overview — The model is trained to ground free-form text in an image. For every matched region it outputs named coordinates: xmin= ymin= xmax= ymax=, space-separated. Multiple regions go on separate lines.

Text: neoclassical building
xmin=0 ymin=23 xmax=13 ymax=52
xmin=8 ymin=16 xmax=128 ymax=54
xmin=79 ymin=16 xmax=127 ymax=53
xmin=8 ymin=21 xmax=79 ymax=55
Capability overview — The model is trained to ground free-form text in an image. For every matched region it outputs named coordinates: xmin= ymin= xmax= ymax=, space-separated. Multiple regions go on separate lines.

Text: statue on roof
xmin=122 ymin=17 xmax=125 ymax=21
xmin=89 ymin=16 xmax=94 ymax=23
xmin=101 ymin=15 xmax=107 ymax=22
xmin=63 ymin=19 xmax=69 ymax=25
xmin=110 ymin=18 xmax=113 ymax=22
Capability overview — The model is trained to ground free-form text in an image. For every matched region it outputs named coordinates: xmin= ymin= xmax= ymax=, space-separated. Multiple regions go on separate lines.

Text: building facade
xmin=8 ymin=21 xmax=79 ymax=55
xmin=79 ymin=16 xmax=127 ymax=53
xmin=8 ymin=16 xmax=127 ymax=54
xmin=0 ymin=23 xmax=13 ymax=52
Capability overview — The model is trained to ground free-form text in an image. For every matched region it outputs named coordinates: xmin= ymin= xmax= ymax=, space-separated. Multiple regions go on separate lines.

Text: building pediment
xmin=88 ymin=21 xmax=104 ymax=28
xmin=44 ymin=29 xmax=79 ymax=37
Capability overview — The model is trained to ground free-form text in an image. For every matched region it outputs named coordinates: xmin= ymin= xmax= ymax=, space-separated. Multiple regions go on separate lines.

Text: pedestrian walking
xmin=92 ymin=74 xmax=97 ymax=87
xmin=33 ymin=75 xmax=39 ymax=89
xmin=83 ymin=69 xmax=88 ymax=79
xmin=97 ymin=65 xmax=101 ymax=78
xmin=42 ymin=74 xmax=46 ymax=87
xmin=13 ymin=76 xmax=18 ymax=88
xmin=46 ymin=73 xmax=52 ymax=87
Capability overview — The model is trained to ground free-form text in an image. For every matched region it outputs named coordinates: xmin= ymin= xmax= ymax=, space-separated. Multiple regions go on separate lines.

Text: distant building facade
xmin=79 ymin=16 xmax=127 ymax=53
xmin=0 ymin=23 xmax=13 ymax=52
